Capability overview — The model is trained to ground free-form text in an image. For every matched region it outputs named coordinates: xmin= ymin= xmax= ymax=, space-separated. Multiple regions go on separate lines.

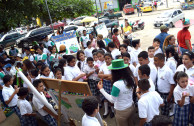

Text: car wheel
xmin=169 ymin=22 xmax=174 ymax=28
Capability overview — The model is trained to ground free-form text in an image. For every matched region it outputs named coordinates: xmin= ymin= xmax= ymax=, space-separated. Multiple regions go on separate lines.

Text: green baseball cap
xmin=108 ymin=59 xmax=128 ymax=70
xmin=160 ymin=25 xmax=168 ymax=31
xmin=183 ymin=19 xmax=190 ymax=27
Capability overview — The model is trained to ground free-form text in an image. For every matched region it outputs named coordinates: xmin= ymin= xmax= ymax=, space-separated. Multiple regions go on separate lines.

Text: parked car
xmin=140 ymin=3 xmax=153 ymax=12
xmin=0 ymin=32 xmax=23 ymax=47
xmin=50 ymin=22 xmax=65 ymax=30
xmin=16 ymin=27 xmax=53 ymax=48
xmin=63 ymin=25 xmax=93 ymax=35
xmin=99 ymin=12 xmax=122 ymax=19
xmin=123 ymin=4 xmax=134 ymax=15
xmin=154 ymin=9 xmax=185 ymax=27
xmin=68 ymin=16 xmax=86 ymax=26
xmin=16 ymin=27 xmax=28 ymax=35
xmin=99 ymin=18 xmax=119 ymax=28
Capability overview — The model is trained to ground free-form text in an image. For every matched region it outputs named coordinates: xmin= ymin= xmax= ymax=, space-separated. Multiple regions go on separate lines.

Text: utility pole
xmin=166 ymin=0 xmax=168 ymax=8
xmin=95 ymin=0 xmax=99 ymax=23
xmin=45 ymin=0 xmax=54 ymax=33
xmin=99 ymin=0 xmax=103 ymax=12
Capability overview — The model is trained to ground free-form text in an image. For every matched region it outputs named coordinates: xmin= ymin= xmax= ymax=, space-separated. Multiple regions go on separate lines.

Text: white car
xmin=15 ymin=27 xmax=28 ymax=35
xmin=154 ymin=9 xmax=185 ymax=27
xmin=68 ymin=16 xmax=86 ymax=26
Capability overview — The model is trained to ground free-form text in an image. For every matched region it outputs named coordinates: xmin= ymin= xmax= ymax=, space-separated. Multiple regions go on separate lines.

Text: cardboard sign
xmin=51 ymin=31 xmax=80 ymax=54
xmin=95 ymin=23 xmax=109 ymax=38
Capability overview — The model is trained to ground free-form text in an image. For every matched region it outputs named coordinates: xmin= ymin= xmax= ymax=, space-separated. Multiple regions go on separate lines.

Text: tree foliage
xmin=0 ymin=0 xmax=95 ymax=32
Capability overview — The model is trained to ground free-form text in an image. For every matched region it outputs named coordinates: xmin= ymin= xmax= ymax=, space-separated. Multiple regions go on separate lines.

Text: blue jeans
xmin=180 ymin=47 xmax=189 ymax=54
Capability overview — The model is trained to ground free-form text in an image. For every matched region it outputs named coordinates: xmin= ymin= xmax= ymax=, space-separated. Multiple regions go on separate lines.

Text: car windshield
xmin=160 ymin=12 xmax=172 ymax=18
xmin=125 ymin=5 xmax=132 ymax=8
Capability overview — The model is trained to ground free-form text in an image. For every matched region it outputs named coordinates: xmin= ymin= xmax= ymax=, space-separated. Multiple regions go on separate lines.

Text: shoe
xmin=103 ymin=112 xmax=109 ymax=119
xmin=110 ymin=111 xmax=115 ymax=118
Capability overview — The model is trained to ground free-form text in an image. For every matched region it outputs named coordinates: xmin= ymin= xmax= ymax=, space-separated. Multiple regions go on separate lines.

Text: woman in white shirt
xmin=98 ymin=59 xmax=136 ymax=126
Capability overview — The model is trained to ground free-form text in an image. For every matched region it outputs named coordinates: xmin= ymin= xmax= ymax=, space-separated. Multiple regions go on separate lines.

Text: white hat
xmin=17 ymin=54 xmax=22 ymax=58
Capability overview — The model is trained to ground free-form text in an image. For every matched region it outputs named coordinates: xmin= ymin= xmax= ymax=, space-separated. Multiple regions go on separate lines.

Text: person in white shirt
xmin=40 ymin=65 xmax=54 ymax=79
xmin=123 ymin=39 xmax=132 ymax=53
xmin=137 ymin=79 xmax=163 ymax=126
xmin=154 ymin=53 xmax=175 ymax=116
xmin=82 ymin=96 xmax=100 ymax=126
xmin=32 ymin=79 xmax=58 ymax=126
xmin=134 ymin=51 xmax=157 ymax=85
xmin=165 ymin=46 xmax=179 ymax=73
xmin=24 ymin=47 xmax=34 ymax=62
xmin=17 ymin=87 xmax=37 ymax=126
xmin=54 ymin=68 xmax=66 ymax=80
xmin=84 ymin=41 xmax=94 ymax=58
xmin=153 ymin=38 xmax=163 ymax=55
xmin=131 ymin=39 xmax=142 ymax=66
xmin=138 ymin=64 xmax=155 ymax=93
xmin=148 ymin=46 xmax=155 ymax=64
xmin=81 ymin=30 xmax=89 ymax=49
xmin=2 ymin=75 xmax=25 ymax=126
xmin=173 ymin=72 xmax=191 ymax=126
xmin=98 ymin=59 xmax=136 ymax=126
xmin=96 ymin=50 xmax=106 ymax=69
xmin=93 ymin=52 xmax=100 ymax=66
xmin=108 ymin=42 xmax=121 ymax=60
xmin=64 ymin=55 xmax=86 ymax=82
xmin=122 ymin=52 xmax=135 ymax=75
xmin=76 ymin=50 xmax=87 ymax=72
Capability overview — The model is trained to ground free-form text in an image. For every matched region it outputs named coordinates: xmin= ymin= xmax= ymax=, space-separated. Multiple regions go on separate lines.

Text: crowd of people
xmin=0 ymin=17 xmax=193 ymax=126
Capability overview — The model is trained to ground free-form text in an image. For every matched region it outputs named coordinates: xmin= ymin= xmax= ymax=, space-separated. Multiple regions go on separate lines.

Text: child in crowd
xmin=151 ymin=115 xmax=172 ymax=126
xmin=34 ymin=46 xmax=48 ymax=65
xmin=97 ymin=40 xmax=107 ymax=53
xmin=84 ymin=57 xmax=99 ymax=96
xmin=76 ymin=50 xmax=87 ymax=72
xmin=40 ymin=65 xmax=54 ymax=79
xmin=17 ymin=87 xmax=37 ymax=126
xmin=148 ymin=46 xmax=155 ymax=63
xmin=54 ymin=68 xmax=66 ymax=80
xmin=64 ymin=55 xmax=86 ymax=81
xmin=4 ymin=63 xmax=15 ymax=77
xmin=107 ymin=42 xmax=121 ymax=60
xmin=173 ymin=71 xmax=191 ymax=126
xmin=57 ymin=59 xmax=66 ymax=76
xmin=154 ymin=53 xmax=175 ymax=116
xmin=153 ymin=38 xmax=162 ymax=55
xmin=39 ymin=43 xmax=50 ymax=55
xmin=84 ymin=41 xmax=94 ymax=58
xmin=131 ymin=39 xmax=142 ymax=66
xmin=134 ymin=51 xmax=157 ymax=85
xmin=32 ymin=79 xmax=58 ymax=126
xmin=165 ymin=46 xmax=179 ymax=73
xmin=112 ymin=28 xmax=120 ymax=49
xmin=81 ymin=30 xmax=89 ymax=49
xmin=92 ymin=52 xmax=99 ymax=66
xmin=96 ymin=50 xmax=105 ymax=67
xmin=2 ymin=75 xmax=25 ymax=125
xmin=98 ymin=53 xmax=113 ymax=118
xmin=82 ymin=96 xmax=100 ymax=126
xmin=122 ymin=52 xmax=135 ymax=75
xmin=115 ymin=55 xmax=122 ymax=59
xmin=49 ymin=46 xmax=59 ymax=62
xmin=30 ymin=69 xmax=39 ymax=83
xmin=24 ymin=47 xmax=34 ymax=62
xmin=123 ymin=39 xmax=132 ymax=52
xmin=137 ymin=79 xmax=163 ymax=126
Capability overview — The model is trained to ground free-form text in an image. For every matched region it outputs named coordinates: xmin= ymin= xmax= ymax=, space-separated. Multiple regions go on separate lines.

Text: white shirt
xmin=81 ymin=35 xmax=90 ymax=48
xmin=138 ymin=91 xmax=163 ymax=122
xmin=189 ymin=84 xmax=194 ymax=96
xmin=111 ymin=49 xmax=121 ymax=60
xmin=154 ymin=48 xmax=162 ymax=55
xmin=84 ymin=47 xmax=94 ymax=58
xmin=76 ymin=59 xmax=87 ymax=72
xmin=40 ymin=72 xmax=54 ymax=79
xmin=64 ymin=65 xmax=83 ymax=82
xmin=166 ymin=57 xmax=177 ymax=73
xmin=99 ymin=63 xmax=111 ymax=75
xmin=17 ymin=99 xmax=33 ymax=115
xmin=157 ymin=65 xmax=175 ymax=93
xmin=128 ymin=46 xmax=132 ymax=52
xmin=149 ymin=57 xmax=154 ymax=64
xmin=32 ymin=92 xmax=53 ymax=116
xmin=148 ymin=78 xmax=155 ymax=92
xmin=84 ymin=65 xmax=98 ymax=80
xmin=174 ymin=84 xmax=190 ymax=105
xmin=132 ymin=48 xmax=142 ymax=64
xmin=2 ymin=85 xmax=18 ymax=107
xmin=129 ymin=52 xmax=137 ymax=65
xmin=98 ymin=60 xmax=105 ymax=69
xmin=100 ymin=80 xmax=134 ymax=110
xmin=129 ymin=64 xmax=135 ymax=76
xmin=82 ymin=114 xmax=100 ymax=126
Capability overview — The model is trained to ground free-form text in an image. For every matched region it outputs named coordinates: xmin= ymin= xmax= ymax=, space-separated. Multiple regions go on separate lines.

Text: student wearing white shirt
xmin=93 ymin=52 xmax=100 ymax=66
xmin=76 ymin=50 xmax=87 ymax=72
xmin=173 ymin=72 xmax=190 ymax=126
xmin=96 ymin=50 xmax=106 ymax=69
xmin=148 ymin=46 xmax=155 ymax=64
xmin=82 ymin=96 xmax=100 ymax=126
xmin=40 ymin=65 xmax=54 ymax=79
xmin=134 ymin=51 xmax=157 ymax=85
xmin=153 ymin=38 xmax=163 ymax=55
xmin=17 ymin=87 xmax=37 ymax=126
xmin=123 ymin=39 xmax=132 ymax=52
xmin=81 ymin=30 xmax=89 ymax=49
xmin=24 ymin=47 xmax=35 ymax=62
xmin=108 ymin=42 xmax=121 ymax=60
xmin=122 ymin=52 xmax=135 ymax=75
xmin=2 ymin=75 xmax=25 ymax=126
xmin=137 ymin=79 xmax=163 ymax=126
xmin=165 ymin=46 xmax=179 ymax=73
xmin=54 ymin=68 xmax=67 ymax=80
xmin=32 ymin=79 xmax=57 ymax=126
xmin=154 ymin=53 xmax=175 ymax=116
xmin=138 ymin=65 xmax=155 ymax=93
xmin=131 ymin=39 xmax=142 ymax=66
xmin=84 ymin=41 xmax=94 ymax=58
xmin=64 ymin=55 xmax=86 ymax=82
xmin=98 ymin=59 xmax=136 ymax=126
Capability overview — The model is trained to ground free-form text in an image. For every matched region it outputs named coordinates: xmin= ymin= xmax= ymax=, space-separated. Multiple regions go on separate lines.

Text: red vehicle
xmin=123 ymin=4 xmax=134 ymax=15
xmin=50 ymin=22 xmax=65 ymax=30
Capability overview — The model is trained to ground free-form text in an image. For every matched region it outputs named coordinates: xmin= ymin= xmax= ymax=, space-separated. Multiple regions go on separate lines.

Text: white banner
xmin=95 ymin=23 xmax=109 ymax=38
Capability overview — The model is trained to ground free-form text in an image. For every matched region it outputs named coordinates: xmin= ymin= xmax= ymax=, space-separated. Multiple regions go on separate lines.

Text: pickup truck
xmin=99 ymin=12 xmax=122 ymax=19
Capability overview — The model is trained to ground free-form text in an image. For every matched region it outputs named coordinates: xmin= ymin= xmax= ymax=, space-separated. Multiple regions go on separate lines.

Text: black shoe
xmin=103 ymin=112 xmax=109 ymax=119
xmin=110 ymin=111 xmax=115 ymax=118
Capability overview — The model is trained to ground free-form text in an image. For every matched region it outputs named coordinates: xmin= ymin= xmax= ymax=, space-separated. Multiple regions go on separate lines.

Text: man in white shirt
xmin=108 ymin=42 xmax=121 ymax=60
xmin=82 ymin=96 xmax=101 ymax=126
xmin=137 ymin=79 xmax=163 ymax=126
xmin=81 ymin=30 xmax=89 ymax=49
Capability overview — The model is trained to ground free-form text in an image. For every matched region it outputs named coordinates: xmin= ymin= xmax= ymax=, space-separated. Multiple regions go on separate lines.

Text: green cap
xmin=160 ymin=25 xmax=168 ymax=31
xmin=108 ymin=59 xmax=128 ymax=70
xmin=182 ymin=19 xmax=190 ymax=27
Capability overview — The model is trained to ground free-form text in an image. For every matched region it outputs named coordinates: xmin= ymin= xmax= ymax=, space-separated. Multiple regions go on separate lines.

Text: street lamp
xmin=45 ymin=0 xmax=54 ymax=33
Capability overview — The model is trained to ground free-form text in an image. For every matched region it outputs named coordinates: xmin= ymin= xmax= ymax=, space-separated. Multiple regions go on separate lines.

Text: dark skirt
xmin=88 ymin=79 xmax=99 ymax=96
xmin=100 ymin=79 xmax=112 ymax=101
